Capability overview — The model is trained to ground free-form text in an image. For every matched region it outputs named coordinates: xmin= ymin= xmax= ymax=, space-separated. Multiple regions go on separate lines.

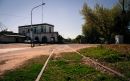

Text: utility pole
xmin=122 ymin=0 xmax=125 ymax=13
xmin=42 ymin=0 xmax=44 ymax=23
xmin=30 ymin=3 xmax=45 ymax=47
xmin=115 ymin=0 xmax=126 ymax=44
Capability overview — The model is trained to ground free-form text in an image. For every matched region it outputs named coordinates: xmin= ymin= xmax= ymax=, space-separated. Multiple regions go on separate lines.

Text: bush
xmin=102 ymin=54 xmax=121 ymax=63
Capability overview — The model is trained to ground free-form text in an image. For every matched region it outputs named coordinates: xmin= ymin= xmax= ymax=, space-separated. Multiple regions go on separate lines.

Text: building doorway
xmin=42 ymin=36 xmax=47 ymax=43
xmin=50 ymin=37 xmax=55 ymax=43
xmin=35 ymin=37 xmax=39 ymax=43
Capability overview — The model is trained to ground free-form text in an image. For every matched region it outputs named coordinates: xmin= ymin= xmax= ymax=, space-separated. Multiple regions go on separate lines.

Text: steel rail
xmin=35 ymin=49 xmax=54 ymax=81
xmin=66 ymin=45 xmax=127 ymax=79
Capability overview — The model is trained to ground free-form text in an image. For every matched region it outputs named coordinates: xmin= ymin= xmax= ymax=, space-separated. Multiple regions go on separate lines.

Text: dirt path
xmin=0 ymin=44 xmax=96 ymax=75
xmin=0 ymin=43 xmax=30 ymax=49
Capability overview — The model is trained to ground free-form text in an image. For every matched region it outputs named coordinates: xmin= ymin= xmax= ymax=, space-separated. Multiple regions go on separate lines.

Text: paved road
xmin=0 ymin=44 xmax=97 ymax=75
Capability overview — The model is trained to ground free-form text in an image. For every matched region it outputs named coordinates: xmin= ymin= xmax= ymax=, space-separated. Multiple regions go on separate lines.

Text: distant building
xmin=18 ymin=23 xmax=59 ymax=43
xmin=0 ymin=31 xmax=25 ymax=43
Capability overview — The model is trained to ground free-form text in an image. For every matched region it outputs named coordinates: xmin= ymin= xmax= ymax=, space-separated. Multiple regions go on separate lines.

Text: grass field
xmin=79 ymin=45 xmax=130 ymax=78
xmin=0 ymin=44 xmax=129 ymax=81
xmin=0 ymin=55 xmax=48 ymax=81
xmin=41 ymin=52 xmax=124 ymax=81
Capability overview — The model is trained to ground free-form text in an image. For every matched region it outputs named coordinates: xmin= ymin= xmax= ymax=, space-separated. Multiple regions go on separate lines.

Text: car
xmin=24 ymin=40 xmax=31 ymax=43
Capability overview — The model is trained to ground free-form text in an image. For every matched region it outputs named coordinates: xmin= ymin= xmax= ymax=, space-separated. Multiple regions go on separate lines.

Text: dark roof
xmin=4 ymin=34 xmax=26 ymax=37
xmin=0 ymin=34 xmax=26 ymax=37
xmin=19 ymin=23 xmax=54 ymax=28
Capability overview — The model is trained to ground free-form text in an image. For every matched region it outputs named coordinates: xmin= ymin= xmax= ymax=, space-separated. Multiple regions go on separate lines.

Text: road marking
xmin=35 ymin=49 xmax=54 ymax=81
xmin=66 ymin=45 xmax=126 ymax=79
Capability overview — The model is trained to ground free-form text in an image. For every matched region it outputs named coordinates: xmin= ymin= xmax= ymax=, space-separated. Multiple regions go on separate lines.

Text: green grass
xmin=0 ymin=45 xmax=129 ymax=81
xmin=0 ymin=55 xmax=48 ymax=81
xmin=79 ymin=46 xmax=130 ymax=78
xmin=40 ymin=52 xmax=124 ymax=81
xmin=56 ymin=52 xmax=82 ymax=61
xmin=79 ymin=47 xmax=123 ymax=63
xmin=110 ymin=61 xmax=130 ymax=78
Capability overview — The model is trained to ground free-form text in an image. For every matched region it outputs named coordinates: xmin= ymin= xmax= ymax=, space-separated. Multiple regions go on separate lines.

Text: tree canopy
xmin=81 ymin=1 xmax=130 ymax=43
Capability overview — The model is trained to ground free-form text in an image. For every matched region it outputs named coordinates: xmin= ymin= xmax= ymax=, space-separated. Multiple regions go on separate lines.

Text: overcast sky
xmin=0 ymin=0 xmax=118 ymax=38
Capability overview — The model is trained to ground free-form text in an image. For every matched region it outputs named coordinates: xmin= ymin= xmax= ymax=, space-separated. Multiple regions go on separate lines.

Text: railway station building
xmin=18 ymin=23 xmax=59 ymax=43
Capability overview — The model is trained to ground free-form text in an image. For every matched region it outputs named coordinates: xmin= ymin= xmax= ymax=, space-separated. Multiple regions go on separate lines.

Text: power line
xmin=0 ymin=22 xmax=8 ymax=31
xmin=42 ymin=0 xmax=44 ymax=23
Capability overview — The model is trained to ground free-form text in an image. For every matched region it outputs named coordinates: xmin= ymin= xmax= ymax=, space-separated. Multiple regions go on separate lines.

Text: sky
xmin=0 ymin=0 xmax=118 ymax=39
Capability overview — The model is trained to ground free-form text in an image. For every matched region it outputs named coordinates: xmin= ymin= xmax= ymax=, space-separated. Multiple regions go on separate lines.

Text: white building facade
xmin=18 ymin=23 xmax=58 ymax=43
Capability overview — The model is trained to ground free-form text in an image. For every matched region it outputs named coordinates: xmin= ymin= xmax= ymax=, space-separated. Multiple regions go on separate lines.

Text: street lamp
xmin=122 ymin=0 xmax=125 ymax=14
xmin=30 ymin=3 xmax=45 ymax=47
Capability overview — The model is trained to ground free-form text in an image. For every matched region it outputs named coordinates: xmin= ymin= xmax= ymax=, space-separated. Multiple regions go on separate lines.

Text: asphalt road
xmin=0 ymin=44 xmax=97 ymax=75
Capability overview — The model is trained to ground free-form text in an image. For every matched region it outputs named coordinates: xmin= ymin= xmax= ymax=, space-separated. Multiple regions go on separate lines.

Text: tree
xmin=81 ymin=3 xmax=100 ymax=43
xmin=81 ymin=2 xmax=124 ymax=43
xmin=94 ymin=4 xmax=119 ymax=43
xmin=64 ymin=38 xmax=72 ymax=43
xmin=74 ymin=35 xmax=83 ymax=43
xmin=57 ymin=35 xmax=64 ymax=43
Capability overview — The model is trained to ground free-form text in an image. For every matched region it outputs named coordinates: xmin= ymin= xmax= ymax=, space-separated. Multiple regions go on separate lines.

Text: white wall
xmin=18 ymin=24 xmax=58 ymax=43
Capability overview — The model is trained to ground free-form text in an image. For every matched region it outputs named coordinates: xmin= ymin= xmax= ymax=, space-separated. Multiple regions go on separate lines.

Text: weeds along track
xmin=66 ymin=45 xmax=130 ymax=81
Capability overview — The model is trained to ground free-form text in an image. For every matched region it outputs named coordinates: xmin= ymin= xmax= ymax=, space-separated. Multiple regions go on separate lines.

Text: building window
xmin=41 ymin=25 xmax=46 ymax=33
xmin=43 ymin=27 xmax=46 ymax=33
xmin=22 ymin=31 xmax=25 ymax=35
xmin=27 ymin=29 xmax=30 ymax=33
xmin=41 ymin=27 xmax=43 ymax=33
xmin=49 ymin=27 xmax=51 ymax=33
xmin=34 ymin=27 xmax=37 ymax=34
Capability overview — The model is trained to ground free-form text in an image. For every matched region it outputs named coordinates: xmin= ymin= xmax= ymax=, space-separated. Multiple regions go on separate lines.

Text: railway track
xmin=35 ymin=45 xmax=129 ymax=81
xmin=35 ymin=46 xmax=56 ymax=81
xmin=66 ymin=45 xmax=129 ymax=81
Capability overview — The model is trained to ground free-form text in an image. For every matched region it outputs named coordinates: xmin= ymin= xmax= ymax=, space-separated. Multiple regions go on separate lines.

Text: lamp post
xmin=115 ymin=0 xmax=126 ymax=44
xmin=122 ymin=0 xmax=125 ymax=14
xmin=30 ymin=3 xmax=45 ymax=47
